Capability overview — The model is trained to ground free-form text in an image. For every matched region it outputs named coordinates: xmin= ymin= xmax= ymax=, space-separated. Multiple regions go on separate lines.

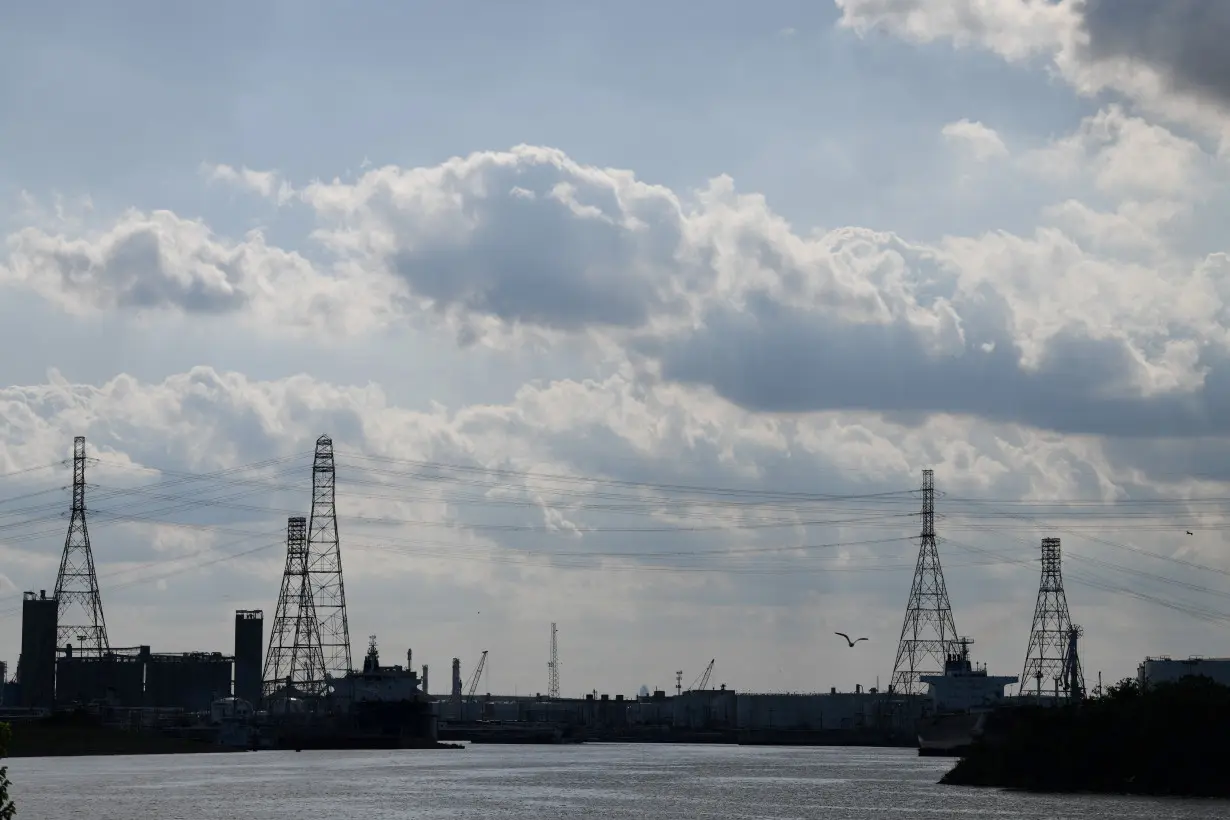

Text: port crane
xmin=466 ymin=650 xmax=488 ymax=704
xmin=688 ymin=659 xmax=715 ymax=692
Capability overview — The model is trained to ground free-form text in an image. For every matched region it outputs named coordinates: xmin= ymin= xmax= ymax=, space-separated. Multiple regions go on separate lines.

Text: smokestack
xmin=421 ymin=664 xmax=429 ymax=694
xmin=452 ymin=657 xmax=462 ymax=697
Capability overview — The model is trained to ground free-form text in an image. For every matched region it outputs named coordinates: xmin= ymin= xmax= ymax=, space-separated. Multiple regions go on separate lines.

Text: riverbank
xmin=6 ymin=715 xmax=232 ymax=758
xmin=941 ymin=676 xmax=1230 ymax=797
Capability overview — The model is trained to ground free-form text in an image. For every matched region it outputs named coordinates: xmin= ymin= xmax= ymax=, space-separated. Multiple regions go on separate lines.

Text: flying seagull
xmin=835 ymin=632 xmax=868 ymax=647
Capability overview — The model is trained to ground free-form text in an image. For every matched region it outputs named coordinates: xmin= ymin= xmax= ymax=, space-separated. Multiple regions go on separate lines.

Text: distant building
xmin=145 ymin=652 xmax=233 ymax=710
xmin=19 ymin=590 xmax=57 ymax=708
xmin=1138 ymin=657 xmax=1230 ymax=688
xmin=56 ymin=645 xmax=146 ymax=706
xmin=732 ymin=690 xmax=917 ymax=732
xmin=234 ymin=610 xmax=263 ymax=705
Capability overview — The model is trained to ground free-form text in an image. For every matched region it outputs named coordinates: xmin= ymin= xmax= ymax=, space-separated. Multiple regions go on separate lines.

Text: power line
xmin=941 ymin=533 xmax=1230 ymax=626
xmin=0 ymin=462 xmax=64 ymax=480
xmin=3 ymin=448 xmax=1230 ymax=632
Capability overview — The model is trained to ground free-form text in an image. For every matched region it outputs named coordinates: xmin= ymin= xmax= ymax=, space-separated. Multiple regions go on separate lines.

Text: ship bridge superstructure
xmin=919 ymin=638 xmax=1018 ymax=713
xmin=329 ymin=635 xmax=425 ymax=708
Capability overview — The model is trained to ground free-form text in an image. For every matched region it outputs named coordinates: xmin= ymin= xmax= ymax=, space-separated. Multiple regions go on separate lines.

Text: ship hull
xmin=439 ymin=721 xmax=576 ymax=744
xmin=917 ymin=711 xmax=987 ymax=757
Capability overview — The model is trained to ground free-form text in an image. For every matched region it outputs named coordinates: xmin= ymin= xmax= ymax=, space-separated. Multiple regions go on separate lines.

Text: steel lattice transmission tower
xmin=1020 ymin=537 xmax=1085 ymax=698
xmin=1064 ymin=624 xmax=1086 ymax=702
xmin=307 ymin=435 xmax=353 ymax=680
xmin=53 ymin=436 xmax=110 ymax=656
xmin=890 ymin=469 xmax=959 ymax=695
xmin=548 ymin=622 xmax=560 ymax=699
xmin=262 ymin=516 xmax=326 ymax=698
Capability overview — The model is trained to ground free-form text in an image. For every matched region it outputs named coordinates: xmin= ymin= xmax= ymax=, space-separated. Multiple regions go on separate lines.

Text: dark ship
xmin=270 ymin=636 xmax=455 ymax=750
xmin=916 ymin=638 xmax=1017 ymax=757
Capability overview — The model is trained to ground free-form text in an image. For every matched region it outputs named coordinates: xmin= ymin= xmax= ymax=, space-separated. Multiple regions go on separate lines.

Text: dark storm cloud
xmin=657 ymin=292 xmax=1226 ymax=438
xmin=1080 ymin=0 xmax=1230 ymax=107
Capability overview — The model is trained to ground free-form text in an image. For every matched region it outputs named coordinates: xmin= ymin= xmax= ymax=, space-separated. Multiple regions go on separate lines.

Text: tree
xmin=1103 ymin=677 xmax=1140 ymax=701
xmin=0 ymin=722 xmax=16 ymax=819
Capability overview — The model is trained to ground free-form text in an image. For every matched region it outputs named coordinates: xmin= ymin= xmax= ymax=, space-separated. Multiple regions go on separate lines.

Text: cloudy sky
xmin=3 ymin=0 xmax=1230 ymax=698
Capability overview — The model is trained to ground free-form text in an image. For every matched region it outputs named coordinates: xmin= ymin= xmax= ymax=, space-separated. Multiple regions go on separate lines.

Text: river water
xmin=8 ymin=744 xmax=1227 ymax=819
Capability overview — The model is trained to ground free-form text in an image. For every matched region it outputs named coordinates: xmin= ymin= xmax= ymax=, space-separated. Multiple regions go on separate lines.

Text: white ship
xmin=328 ymin=636 xmax=429 ymax=707
xmin=916 ymin=638 xmax=1017 ymax=757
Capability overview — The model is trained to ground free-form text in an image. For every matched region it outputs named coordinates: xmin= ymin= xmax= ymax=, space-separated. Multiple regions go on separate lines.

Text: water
xmin=8 ymin=744 xmax=1227 ymax=819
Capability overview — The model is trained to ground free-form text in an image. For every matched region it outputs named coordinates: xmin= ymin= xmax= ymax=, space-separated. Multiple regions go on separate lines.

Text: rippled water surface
xmin=9 ymin=744 xmax=1228 ymax=819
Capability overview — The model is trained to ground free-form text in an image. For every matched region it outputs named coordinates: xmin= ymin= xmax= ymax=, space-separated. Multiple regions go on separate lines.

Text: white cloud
xmin=834 ymin=0 xmax=1076 ymax=63
xmin=1023 ymin=106 xmax=1210 ymax=199
xmin=6 ymin=141 xmax=1230 ymax=440
xmin=282 ymin=146 xmax=1230 ymax=440
xmin=1040 ymin=198 xmax=1188 ymax=257
xmin=0 ymin=365 xmax=1224 ymax=690
xmin=204 ymin=163 xmax=295 ymax=206
xmin=942 ymin=119 xmax=1009 ymax=161
xmin=0 ymin=209 xmax=399 ymax=335
xmin=297 ymin=145 xmax=692 ymax=334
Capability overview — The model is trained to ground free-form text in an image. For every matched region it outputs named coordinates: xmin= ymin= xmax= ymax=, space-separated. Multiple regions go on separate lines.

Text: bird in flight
xmin=1186 ymin=531 xmax=1193 ymax=536
xmin=835 ymin=632 xmax=868 ymax=647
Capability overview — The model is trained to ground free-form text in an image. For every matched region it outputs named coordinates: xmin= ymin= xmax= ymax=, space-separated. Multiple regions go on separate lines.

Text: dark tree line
xmin=943 ymin=675 xmax=1230 ymax=797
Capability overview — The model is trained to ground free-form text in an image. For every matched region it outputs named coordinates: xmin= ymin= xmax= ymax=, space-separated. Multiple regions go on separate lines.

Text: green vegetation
xmin=0 ymin=722 xmax=17 ymax=819
xmin=942 ymin=676 xmax=1230 ymax=797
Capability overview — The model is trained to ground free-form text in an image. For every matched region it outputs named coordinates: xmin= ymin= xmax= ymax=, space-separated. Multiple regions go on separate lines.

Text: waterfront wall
xmin=434 ymin=689 xmax=926 ymax=732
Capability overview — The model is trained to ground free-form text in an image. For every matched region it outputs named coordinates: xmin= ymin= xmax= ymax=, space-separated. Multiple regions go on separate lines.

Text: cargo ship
xmin=916 ymin=638 xmax=1017 ymax=757
xmin=266 ymin=636 xmax=458 ymax=751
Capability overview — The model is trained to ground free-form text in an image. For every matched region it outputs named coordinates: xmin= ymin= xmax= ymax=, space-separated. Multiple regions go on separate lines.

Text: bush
xmin=0 ymin=722 xmax=15 ymax=819
xmin=942 ymin=676 xmax=1230 ymax=796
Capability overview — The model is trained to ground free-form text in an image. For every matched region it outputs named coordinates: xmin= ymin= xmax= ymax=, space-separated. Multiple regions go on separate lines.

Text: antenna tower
xmin=548 ymin=622 xmax=560 ymax=699
xmin=1020 ymin=537 xmax=1084 ymax=698
xmin=890 ymin=469 xmax=959 ymax=695
xmin=307 ymin=435 xmax=353 ymax=679
xmin=53 ymin=436 xmax=109 ymax=656
xmin=262 ymin=517 xmax=326 ymax=698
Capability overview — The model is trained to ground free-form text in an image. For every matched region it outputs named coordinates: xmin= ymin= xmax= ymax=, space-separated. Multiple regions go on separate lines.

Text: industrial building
xmin=145 ymin=652 xmax=234 ymax=711
xmin=16 ymin=593 xmax=239 ymax=710
xmin=1138 ymin=656 xmax=1230 ymax=688
xmin=733 ymin=690 xmax=912 ymax=732
xmin=19 ymin=590 xmax=57 ymax=708
xmin=55 ymin=646 xmax=146 ymax=706
xmin=41 ymin=644 xmax=236 ymax=710
xmin=234 ymin=610 xmax=263 ymax=705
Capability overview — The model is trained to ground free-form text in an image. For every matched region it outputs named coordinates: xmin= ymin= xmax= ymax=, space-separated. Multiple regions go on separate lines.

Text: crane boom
xmin=698 ymin=659 xmax=715 ymax=690
xmin=689 ymin=659 xmax=715 ymax=692
xmin=466 ymin=650 xmax=488 ymax=701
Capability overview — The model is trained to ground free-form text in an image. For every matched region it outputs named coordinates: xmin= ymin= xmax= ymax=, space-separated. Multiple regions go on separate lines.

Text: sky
xmin=3 ymin=0 xmax=1230 ymax=698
